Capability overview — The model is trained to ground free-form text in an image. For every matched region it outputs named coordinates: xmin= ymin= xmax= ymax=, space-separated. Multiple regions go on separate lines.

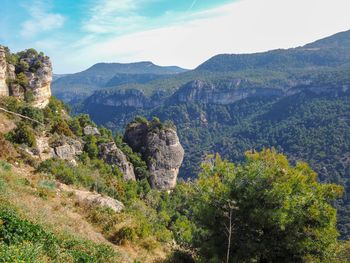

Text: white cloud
xmin=55 ymin=0 xmax=350 ymax=73
xmin=20 ymin=1 xmax=65 ymax=38
xmin=82 ymin=0 xmax=146 ymax=34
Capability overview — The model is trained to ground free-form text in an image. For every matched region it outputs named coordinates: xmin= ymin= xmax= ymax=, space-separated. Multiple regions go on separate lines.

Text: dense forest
xmin=0 ymin=96 xmax=350 ymax=262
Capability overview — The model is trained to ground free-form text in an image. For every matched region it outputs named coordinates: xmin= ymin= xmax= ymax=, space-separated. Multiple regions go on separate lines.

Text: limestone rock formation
xmin=0 ymin=47 xmax=9 ymax=96
xmin=172 ymin=80 xmax=284 ymax=105
xmin=124 ymin=121 xmax=184 ymax=190
xmin=99 ymin=142 xmax=136 ymax=181
xmin=51 ymin=137 xmax=83 ymax=161
xmin=0 ymin=45 xmax=52 ymax=108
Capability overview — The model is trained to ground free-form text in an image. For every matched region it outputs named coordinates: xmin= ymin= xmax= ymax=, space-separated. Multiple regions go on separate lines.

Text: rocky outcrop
xmin=51 ymin=136 xmax=83 ymax=161
xmin=59 ymin=183 xmax=124 ymax=212
xmin=124 ymin=121 xmax=184 ymax=190
xmin=99 ymin=142 xmax=136 ymax=181
xmin=0 ymin=47 xmax=8 ymax=96
xmin=27 ymin=58 xmax=52 ymax=108
xmin=0 ymin=45 xmax=52 ymax=108
xmin=83 ymin=125 xmax=100 ymax=136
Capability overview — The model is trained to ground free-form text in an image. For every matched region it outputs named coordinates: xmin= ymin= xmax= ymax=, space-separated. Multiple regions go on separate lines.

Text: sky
xmin=1 ymin=0 xmax=350 ymax=73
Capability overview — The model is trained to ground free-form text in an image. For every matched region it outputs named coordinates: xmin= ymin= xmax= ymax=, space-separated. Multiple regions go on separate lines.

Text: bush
xmin=24 ymin=90 xmax=35 ymax=103
xmin=84 ymin=135 xmax=99 ymax=159
xmin=68 ymin=118 xmax=83 ymax=137
xmin=7 ymin=123 xmax=36 ymax=147
xmin=51 ymin=120 xmax=73 ymax=136
xmin=110 ymin=226 xmax=137 ymax=245
xmin=20 ymin=106 xmax=44 ymax=124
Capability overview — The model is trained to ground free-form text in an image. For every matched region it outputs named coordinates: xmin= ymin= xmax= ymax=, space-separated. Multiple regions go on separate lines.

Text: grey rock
xmin=99 ymin=142 xmax=136 ymax=181
xmin=83 ymin=125 xmax=100 ymax=136
xmin=124 ymin=122 xmax=184 ymax=190
xmin=53 ymin=137 xmax=83 ymax=161
xmin=59 ymin=183 xmax=124 ymax=212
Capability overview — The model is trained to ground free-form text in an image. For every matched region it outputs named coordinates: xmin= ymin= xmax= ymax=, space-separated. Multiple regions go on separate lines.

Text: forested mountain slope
xmin=73 ymin=30 xmax=350 ymax=239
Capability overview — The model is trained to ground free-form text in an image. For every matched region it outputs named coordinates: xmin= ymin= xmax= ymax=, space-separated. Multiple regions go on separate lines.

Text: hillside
xmin=1 ymin=44 xmax=350 ymax=262
xmin=52 ymin=62 xmax=187 ymax=103
xmin=75 ymin=30 xmax=350 ymax=239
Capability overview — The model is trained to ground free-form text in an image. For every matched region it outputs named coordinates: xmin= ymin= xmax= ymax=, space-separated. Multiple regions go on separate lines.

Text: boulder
xmin=124 ymin=121 xmax=184 ymax=190
xmin=83 ymin=125 xmax=100 ymax=136
xmin=52 ymin=137 xmax=83 ymax=161
xmin=99 ymin=142 xmax=136 ymax=181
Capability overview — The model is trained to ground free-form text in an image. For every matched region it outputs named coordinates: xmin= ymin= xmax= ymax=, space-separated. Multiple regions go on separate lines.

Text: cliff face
xmin=171 ymin=80 xmax=284 ymax=105
xmin=85 ymin=89 xmax=163 ymax=108
xmin=0 ymin=45 xmax=52 ymax=108
xmin=0 ymin=47 xmax=9 ymax=96
xmin=99 ymin=142 xmax=136 ymax=181
xmin=124 ymin=121 xmax=184 ymax=190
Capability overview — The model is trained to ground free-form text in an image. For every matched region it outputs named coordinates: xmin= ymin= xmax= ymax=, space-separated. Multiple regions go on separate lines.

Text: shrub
xmin=7 ymin=122 xmax=36 ymax=147
xmin=20 ymin=106 xmax=44 ymax=124
xmin=84 ymin=135 xmax=99 ymax=159
xmin=24 ymin=90 xmax=35 ymax=103
xmin=51 ymin=120 xmax=73 ymax=136
xmin=68 ymin=118 xmax=83 ymax=137
xmin=110 ymin=226 xmax=137 ymax=245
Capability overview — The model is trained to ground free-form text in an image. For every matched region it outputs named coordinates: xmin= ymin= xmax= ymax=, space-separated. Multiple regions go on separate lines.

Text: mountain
xmin=1 ymin=40 xmax=350 ymax=263
xmin=52 ymin=61 xmax=187 ymax=103
xmin=197 ymin=29 xmax=350 ymax=72
xmin=72 ymin=29 xmax=350 ymax=238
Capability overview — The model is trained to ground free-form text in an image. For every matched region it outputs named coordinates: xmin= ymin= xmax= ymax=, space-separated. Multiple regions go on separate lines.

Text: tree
xmin=84 ymin=135 xmax=98 ymax=159
xmin=16 ymin=72 xmax=29 ymax=87
xmin=186 ymin=150 xmax=343 ymax=262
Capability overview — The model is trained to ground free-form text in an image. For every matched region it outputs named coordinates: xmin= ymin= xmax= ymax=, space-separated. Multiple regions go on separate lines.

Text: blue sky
xmin=1 ymin=0 xmax=350 ymax=73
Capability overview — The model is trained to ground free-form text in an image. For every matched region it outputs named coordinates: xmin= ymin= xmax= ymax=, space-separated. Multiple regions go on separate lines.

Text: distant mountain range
xmin=55 ymin=29 xmax=350 ymax=238
xmin=52 ymin=62 xmax=187 ymax=103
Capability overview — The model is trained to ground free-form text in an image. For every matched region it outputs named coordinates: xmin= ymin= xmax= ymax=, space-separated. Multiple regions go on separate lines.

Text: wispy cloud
xmin=188 ymin=0 xmax=198 ymax=11
xmin=82 ymin=0 xmax=146 ymax=34
xmin=20 ymin=0 xmax=65 ymax=38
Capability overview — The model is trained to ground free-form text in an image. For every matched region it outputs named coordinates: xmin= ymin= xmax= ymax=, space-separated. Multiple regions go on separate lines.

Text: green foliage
xmin=68 ymin=117 xmax=83 ymax=137
xmin=37 ymin=159 xmax=94 ymax=186
xmin=77 ymin=114 xmax=94 ymax=128
xmin=0 ymin=207 xmax=118 ymax=262
xmin=84 ymin=135 xmax=99 ymax=159
xmin=173 ymin=150 xmax=342 ymax=262
xmin=7 ymin=122 xmax=36 ymax=147
xmin=20 ymin=105 xmax=44 ymax=125
xmin=16 ymin=72 xmax=29 ymax=86
xmin=115 ymin=133 xmax=151 ymax=181
xmin=51 ymin=120 xmax=73 ymax=136
xmin=24 ymin=90 xmax=35 ymax=103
